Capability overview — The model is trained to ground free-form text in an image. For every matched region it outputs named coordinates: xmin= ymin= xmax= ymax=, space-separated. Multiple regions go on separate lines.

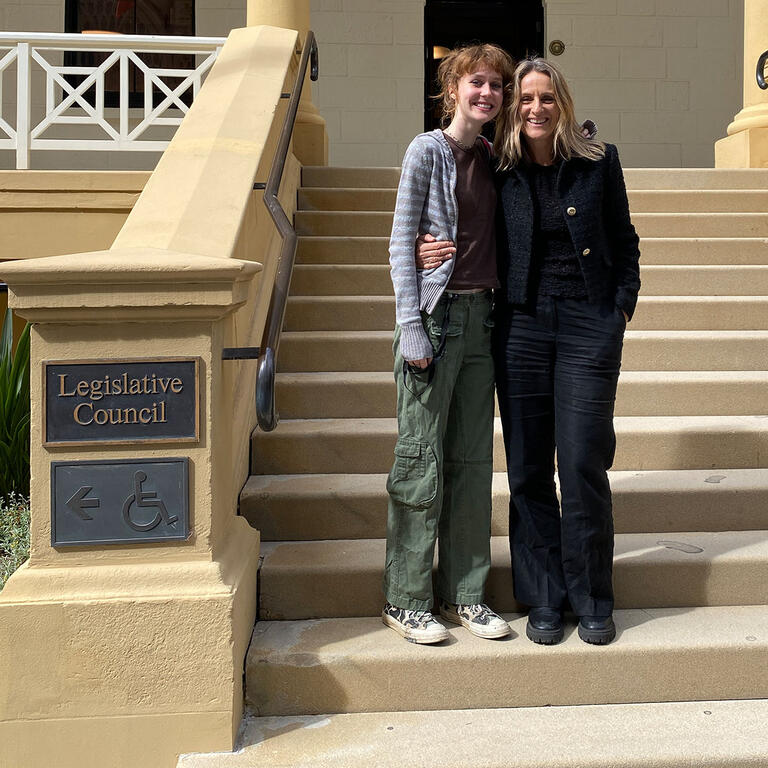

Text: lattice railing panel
xmin=0 ymin=32 xmax=225 ymax=168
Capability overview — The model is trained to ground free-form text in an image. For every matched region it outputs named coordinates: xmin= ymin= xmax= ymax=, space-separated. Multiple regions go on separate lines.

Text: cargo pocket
xmin=426 ymin=319 xmax=463 ymax=341
xmin=424 ymin=310 xmax=462 ymax=345
xmin=386 ymin=437 xmax=438 ymax=509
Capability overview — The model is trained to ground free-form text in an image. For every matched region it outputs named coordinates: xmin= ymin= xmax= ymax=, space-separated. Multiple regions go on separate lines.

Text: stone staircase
xmin=178 ymin=167 xmax=768 ymax=767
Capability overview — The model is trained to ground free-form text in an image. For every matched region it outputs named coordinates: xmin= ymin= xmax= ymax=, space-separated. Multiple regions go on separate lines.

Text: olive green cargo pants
xmin=383 ymin=291 xmax=495 ymax=611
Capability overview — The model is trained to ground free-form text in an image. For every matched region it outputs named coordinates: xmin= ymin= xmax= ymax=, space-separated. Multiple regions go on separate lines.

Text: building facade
xmin=0 ymin=0 xmax=746 ymax=168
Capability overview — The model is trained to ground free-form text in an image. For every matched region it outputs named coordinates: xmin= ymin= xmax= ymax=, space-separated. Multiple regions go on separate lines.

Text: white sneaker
xmin=382 ymin=602 xmax=449 ymax=644
xmin=439 ymin=600 xmax=511 ymax=639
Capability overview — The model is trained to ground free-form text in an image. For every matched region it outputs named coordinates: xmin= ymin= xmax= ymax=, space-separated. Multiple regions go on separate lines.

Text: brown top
xmin=444 ymin=133 xmax=500 ymax=291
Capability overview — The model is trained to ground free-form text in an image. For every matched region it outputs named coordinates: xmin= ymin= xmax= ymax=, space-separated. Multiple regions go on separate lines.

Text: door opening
xmin=424 ymin=0 xmax=544 ymax=132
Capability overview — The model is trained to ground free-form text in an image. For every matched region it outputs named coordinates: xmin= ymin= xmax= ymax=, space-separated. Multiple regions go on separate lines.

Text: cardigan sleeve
xmin=603 ymin=144 xmax=641 ymax=319
xmin=389 ymin=138 xmax=435 ymax=361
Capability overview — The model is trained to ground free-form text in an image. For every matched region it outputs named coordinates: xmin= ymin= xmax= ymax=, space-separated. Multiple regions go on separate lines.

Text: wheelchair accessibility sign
xmin=51 ymin=458 xmax=189 ymax=546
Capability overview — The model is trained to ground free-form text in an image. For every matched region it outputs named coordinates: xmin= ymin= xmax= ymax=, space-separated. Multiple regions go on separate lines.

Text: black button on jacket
xmin=497 ymin=143 xmax=641 ymax=319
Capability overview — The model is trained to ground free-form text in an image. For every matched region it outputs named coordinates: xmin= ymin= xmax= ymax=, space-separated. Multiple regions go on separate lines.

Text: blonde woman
xmin=491 ymin=57 xmax=640 ymax=646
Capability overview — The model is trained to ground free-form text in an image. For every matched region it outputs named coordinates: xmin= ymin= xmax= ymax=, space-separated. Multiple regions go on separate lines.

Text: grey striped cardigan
xmin=389 ymin=129 xmax=460 ymax=361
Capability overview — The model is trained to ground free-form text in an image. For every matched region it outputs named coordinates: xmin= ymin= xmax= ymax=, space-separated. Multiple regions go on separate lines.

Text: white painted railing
xmin=0 ymin=32 xmax=226 ymax=169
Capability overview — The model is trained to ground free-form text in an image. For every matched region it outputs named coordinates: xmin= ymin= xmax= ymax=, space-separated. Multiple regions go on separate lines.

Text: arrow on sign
xmin=66 ymin=486 xmax=100 ymax=520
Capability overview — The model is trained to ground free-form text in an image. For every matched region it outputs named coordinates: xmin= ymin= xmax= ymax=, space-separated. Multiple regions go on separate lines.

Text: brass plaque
xmin=43 ymin=357 xmax=200 ymax=446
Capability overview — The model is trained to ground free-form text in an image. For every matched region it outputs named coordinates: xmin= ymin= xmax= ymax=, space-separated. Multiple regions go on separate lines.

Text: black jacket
xmin=497 ymin=143 xmax=641 ymax=319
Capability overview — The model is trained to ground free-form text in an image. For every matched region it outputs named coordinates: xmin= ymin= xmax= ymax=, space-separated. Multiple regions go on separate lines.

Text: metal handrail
xmin=256 ymin=31 xmax=319 ymax=432
xmin=758 ymin=49 xmax=768 ymax=89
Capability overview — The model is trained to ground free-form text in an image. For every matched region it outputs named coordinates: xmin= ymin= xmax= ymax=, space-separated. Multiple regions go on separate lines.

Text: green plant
xmin=0 ymin=492 xmax=30 ymax=590
xmin=0 ymin=309 xmax=30 ymax=498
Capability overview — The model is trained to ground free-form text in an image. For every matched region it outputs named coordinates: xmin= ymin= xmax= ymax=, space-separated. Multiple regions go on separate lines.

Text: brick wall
xmin=546 ymin=0 xmax=744 ymax=166
xmin=310 ymin=0 xmax=424 ymax=166
xmin=311 ymin=0 xmax=744 ymax=168
xmin=0 ymin=0 xmax=62 ymax=33
xmin=196 ymin=0 xmax=245 ymax=38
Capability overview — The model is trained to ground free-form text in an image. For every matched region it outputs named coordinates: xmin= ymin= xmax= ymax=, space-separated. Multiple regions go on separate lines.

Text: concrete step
xmin=244 ymin=605 xmax=768 ymax=716
xmin=636 ymin=213 xmax=768 ymax=238
xmin=275 ymin=370 xmax=768 ymax=419
xmin=623 ymin=167 xmax=768 ymax=189
xmin=291 ymin=264 xmax=392 ymax=295
xmin=278 ymin=331 xmax=393 ymax=372
xmin=258 ymin=531 xmax=768 ymax=620
xmin=298 ymin=187 xmax=768 ymax=214
xmin=278 ymin=330 xmax=768 ymax=373
xmin=628 ymin=190 xmax=768 ymax=212
xmin=296 ymin=210 xmax=393 ymax=236
xmin=284 ymin=295 xmax=768 ymax=331
xmin=641 ymin=265 xmax=768 ymax=295
xmin=179 ymin=699 xmax=768 ymax=768
xmin=250 ymin=415 xmax=768 ymax=475
xmin=298 ymin=187 xmax=397 ymax=211
xmin=301 ymin=166 xmax=768 ymax=190
xmin=295 ymin=211 xmax=768 ymax=238
xmin=640 ymin=238 xmax=768 ymax=264
xmin=290 ymin=264 xmax=768 ymax=297
xmin=241 ymin=468 xmax=768 ymax=541
xmin=296 ymin=236 xmax=768 ymax=266
xmin=297 ymin=236 xmax=389 ymax=264
xmin=0 ymin=169 xmax=151 ymax=192
xmin=284 ymin=295 xmax=394 ymax=330
xmin=302 ymin=166 xmax=401 ymax=188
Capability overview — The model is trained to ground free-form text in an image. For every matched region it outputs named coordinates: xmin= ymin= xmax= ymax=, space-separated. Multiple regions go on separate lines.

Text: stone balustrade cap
xmin=2 ymin=247 xmax=262 ymax=322
xmin=1 ymin=247 xmax=262 ymax=285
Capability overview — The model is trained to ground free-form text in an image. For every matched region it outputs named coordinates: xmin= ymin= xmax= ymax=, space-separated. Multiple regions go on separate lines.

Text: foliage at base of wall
xmin=0 ymin=492 xmax=29 ymax=591
xmin=0 ymin=308 xmax=30 ymax=499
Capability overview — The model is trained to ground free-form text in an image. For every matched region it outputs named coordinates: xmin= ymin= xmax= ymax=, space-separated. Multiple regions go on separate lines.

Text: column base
xmin=0 ymin=518 xmax=259 ymax=768
xmin=294 ymin=113 xmax=329 ymax=166
xmin=0 ymin=711 xmax=233 ymax=768
xmin=715 ymin=127 xmax=768 ymax=168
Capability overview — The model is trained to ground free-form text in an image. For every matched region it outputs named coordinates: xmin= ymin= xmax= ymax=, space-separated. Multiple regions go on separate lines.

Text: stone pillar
xmin=715 ymin=0 xmax=768 ymax=167
xmin=0 ymin=25 xmax=303 ymax=768
xmin=0 ymin=250 xmax=262 ymax=768
xmin=247 ymin=0 xmax=328 ymax=165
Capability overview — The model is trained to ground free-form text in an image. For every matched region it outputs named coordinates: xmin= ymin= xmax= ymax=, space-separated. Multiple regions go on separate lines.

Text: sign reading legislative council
xmin=43 ymin=358 xmax=199 ymax=446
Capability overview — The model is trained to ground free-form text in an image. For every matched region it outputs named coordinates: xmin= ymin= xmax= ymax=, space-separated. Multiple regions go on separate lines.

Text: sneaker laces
xmin=461 ymin=604 xmax=499 ymax=623
xmin=411 ymin=609 xmax=436 ymax=625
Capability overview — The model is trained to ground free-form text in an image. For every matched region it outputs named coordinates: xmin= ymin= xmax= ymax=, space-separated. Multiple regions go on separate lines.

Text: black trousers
xmin=493 ymin=296 xmax=625 ymax=617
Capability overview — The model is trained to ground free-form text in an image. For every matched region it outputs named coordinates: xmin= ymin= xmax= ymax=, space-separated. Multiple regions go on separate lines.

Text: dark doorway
xmin=64 ymin=0 xmax=196 ymax=109
xmin=424 ymin=0 xmax=544 ymax=131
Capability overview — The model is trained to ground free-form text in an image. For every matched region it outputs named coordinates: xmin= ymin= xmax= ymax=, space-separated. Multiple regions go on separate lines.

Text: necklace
xmin=443 ymin=129 xmax=476 ymax=152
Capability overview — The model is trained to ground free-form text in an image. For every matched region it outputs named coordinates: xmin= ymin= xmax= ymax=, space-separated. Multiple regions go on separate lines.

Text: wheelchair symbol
xmin=122 ymin=471 xmax=178 ymax=532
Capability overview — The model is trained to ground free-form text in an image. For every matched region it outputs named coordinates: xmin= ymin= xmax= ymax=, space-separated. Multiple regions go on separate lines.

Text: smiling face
xmin=450 ymin=67 xmax=504 ymax=127
xmin=519 ymin=70 xmax=560 ymax=151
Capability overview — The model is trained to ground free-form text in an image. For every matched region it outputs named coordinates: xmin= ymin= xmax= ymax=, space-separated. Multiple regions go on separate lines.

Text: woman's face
xmin=519 ymin=70 xmax=560 ymax=148
xmin=450 ymin=67 xmax=504 ymax=126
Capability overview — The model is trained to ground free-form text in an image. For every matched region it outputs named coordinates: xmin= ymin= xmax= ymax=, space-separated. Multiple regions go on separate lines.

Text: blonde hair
xmin=495 ymin=57 xmax=605 ymax=169
xmin=435 ymin=43 xmax=515 ymax=127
